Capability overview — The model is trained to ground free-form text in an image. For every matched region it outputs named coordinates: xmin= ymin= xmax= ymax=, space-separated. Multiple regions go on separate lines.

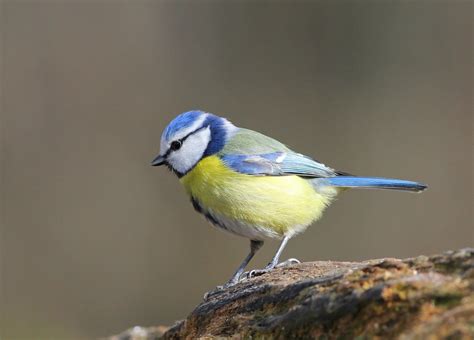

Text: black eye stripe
xmin=166 ymin=125 xmax=208 ymax=156
xmin=180 ymin=126 xmax=207 ymax=143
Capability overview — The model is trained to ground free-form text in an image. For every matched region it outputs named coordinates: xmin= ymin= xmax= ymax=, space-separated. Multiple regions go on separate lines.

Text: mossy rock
xmin=109 ymin=248 xmax=474 ymax=339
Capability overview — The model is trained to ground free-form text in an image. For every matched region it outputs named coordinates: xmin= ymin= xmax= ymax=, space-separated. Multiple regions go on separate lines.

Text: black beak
xmin=151 ymin=154 xmax=166 ymax=166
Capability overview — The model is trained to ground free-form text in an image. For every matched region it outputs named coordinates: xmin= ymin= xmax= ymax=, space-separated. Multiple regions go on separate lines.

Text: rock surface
xmin=109 ymin=248 xmax=474 ymax=339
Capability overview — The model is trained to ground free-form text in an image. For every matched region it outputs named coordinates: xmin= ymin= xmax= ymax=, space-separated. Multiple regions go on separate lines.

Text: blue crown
xmin=162 ymin=110 xmax=235 ymax=157
xmin=164 ymin=110 xmax=205 ymax=140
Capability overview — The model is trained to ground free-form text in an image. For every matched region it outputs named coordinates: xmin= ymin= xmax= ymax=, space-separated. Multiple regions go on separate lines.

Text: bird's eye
xmin=170 ymin=140 xmax=182 ymax=151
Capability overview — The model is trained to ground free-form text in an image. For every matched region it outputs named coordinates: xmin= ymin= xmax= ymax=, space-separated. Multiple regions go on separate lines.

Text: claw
xmin=275 ymin=258 xmax=301 ymax=268
xmin=204 ymin=281 xmax=238 ymax=299
xmin=247 ymin=268 xmax=271 ymax=279
xmin=203 ymin=285 xmax=225 ymax=299
xmin=243 ymin=259 xmax=301 ymax=283
xmin=239 ymin=271 xmax=250 ymax=281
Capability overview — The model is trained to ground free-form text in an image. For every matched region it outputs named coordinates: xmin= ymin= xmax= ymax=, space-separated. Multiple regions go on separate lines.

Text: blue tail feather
xmin=325 ymin=176 xmax=427 ymax=192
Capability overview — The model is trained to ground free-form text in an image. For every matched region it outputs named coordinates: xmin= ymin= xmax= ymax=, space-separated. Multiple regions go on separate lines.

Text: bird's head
xmin=151 ymin=110 xmax=237 ymax=177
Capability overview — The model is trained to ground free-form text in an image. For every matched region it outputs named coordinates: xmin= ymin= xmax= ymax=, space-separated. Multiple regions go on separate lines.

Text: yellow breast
xmin=180 ymin=156 xmax=332 ymax=238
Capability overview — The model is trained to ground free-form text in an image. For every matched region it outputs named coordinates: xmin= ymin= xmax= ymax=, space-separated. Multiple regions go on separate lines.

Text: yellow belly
xmin=180 ymin=156 xmax=332 ymax=239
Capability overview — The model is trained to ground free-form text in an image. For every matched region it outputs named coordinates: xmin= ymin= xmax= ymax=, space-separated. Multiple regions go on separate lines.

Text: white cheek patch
xmin=166 ymin=126 xmax=211 ymax=174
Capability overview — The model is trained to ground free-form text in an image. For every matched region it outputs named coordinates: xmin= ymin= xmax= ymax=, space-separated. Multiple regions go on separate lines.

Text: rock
xmin=109 ymin=248 xmax=474 ymax=339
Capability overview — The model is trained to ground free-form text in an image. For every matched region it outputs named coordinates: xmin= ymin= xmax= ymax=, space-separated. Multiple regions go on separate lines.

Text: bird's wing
xmin=221 ymin=152 xmax=336 ymax=177
xmin=219 ymin=128 xmax=336 ymax=177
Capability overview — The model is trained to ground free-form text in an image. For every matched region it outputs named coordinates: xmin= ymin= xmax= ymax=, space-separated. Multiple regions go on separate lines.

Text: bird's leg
xmin=225 ymin=239 xmax=263 ymax=286
xmin=247 ymin=236 xmax=300 ymax=278
xmin=264 ymin=235 xmax=291 ymax=269
xmin=204 ymin=240 xmax=263 ymax=299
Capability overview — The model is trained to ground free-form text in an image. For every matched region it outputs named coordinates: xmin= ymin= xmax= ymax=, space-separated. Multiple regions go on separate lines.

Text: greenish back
xmin=220 ymin=128 xmax=290 ymax=155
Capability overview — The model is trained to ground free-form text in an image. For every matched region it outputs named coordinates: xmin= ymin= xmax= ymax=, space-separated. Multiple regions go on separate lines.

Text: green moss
xmin=432 ymin=293 xmax=463 ymax=308
xmin=468 ymin=321 xmax=474 ymax=333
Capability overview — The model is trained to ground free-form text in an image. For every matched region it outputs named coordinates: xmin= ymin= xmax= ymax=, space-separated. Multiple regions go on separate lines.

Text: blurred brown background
xmin=1 ymin=1 xmax=472 ymax=339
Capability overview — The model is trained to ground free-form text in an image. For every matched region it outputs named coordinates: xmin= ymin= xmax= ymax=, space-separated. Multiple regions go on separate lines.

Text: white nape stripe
xmin=221 ymin=117 xmax=238 ymax=140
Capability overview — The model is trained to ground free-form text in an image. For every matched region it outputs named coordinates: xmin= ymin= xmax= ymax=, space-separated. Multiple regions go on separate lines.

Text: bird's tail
xmin=324 ymin=176 xmax=427 ymax=193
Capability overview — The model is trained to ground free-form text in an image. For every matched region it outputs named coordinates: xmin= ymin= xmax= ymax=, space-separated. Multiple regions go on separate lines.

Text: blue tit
xmin=151 ymin=110 xmax=427 ymax=288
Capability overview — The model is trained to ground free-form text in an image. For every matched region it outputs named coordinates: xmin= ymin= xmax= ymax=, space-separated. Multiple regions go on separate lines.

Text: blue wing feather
xmin=218 ymin=127 xmax=335 ymax=178
xmin=217 ymin=129 xmax=427 ymax=191
xmin=322 ymin=177 xmax=427 ymax=192
xmin=221 ymin=152 xmax=337 ymax=177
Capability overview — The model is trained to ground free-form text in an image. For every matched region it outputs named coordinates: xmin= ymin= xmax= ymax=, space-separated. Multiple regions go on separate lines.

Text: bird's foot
xmin=244 ymin=258 xmax=301 ymax=279
xmin=275 ymin=258 xmax=301 ymax=268
xmin=203 ymin=286 xmax=224 ymax=300
xmin=245 ymin=268 xmax=271 ymax=279
xmin=203 ymin=279 xmax=239 ymax=300
xmin=205 ymin=258 xmax=303 ymax=298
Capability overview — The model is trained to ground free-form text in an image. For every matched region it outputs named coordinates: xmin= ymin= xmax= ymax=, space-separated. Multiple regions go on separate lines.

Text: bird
xmin=151 ymin=110 xmax=427 ymax=290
